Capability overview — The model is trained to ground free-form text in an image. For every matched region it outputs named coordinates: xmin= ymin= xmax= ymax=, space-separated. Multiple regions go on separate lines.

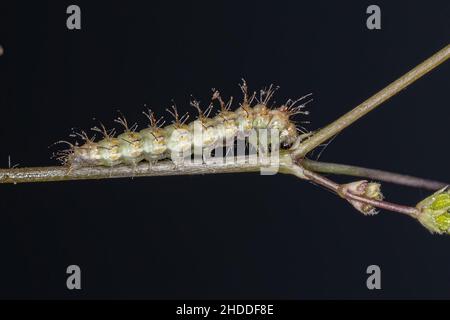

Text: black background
xmin=0 ymin=1 xmax=449 ymax=299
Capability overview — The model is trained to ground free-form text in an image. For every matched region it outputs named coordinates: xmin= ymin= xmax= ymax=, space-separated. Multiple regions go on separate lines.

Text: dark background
xmin=0 ymin=0 xmax=449 ymax=299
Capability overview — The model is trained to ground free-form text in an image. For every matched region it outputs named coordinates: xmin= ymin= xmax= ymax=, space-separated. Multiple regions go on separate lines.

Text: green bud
xmin=430 ymin=194 xmax=450 ymax=210
xmin=416 ymin=187 xmax=450 ymax=234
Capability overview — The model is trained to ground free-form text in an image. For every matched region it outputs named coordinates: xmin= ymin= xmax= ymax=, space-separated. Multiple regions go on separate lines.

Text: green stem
xmin=292 ymin=44 xmax=450 ymax=159
xmin=0 ymin=160 xmax=261 ymax=184
xmin=301 ymin=159 xmax=448 ymax=191
xmin=0 ymin=154 xmax=305 ymax=184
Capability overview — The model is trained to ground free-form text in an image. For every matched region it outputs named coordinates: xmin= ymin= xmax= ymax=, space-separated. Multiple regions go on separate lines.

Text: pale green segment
xmin=435 ymin=213 xmax=450 ymax=232
xmin=430 ymin=193 xmax=450 ymax=211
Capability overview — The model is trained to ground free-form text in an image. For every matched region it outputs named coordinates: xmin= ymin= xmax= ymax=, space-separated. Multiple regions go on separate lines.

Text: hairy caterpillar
xmin=54 ymin=81 xmax=312 ymax=169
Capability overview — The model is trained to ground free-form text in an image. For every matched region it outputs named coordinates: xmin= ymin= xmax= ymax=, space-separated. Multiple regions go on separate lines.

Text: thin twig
xmin=302 ymin=169 xmax=419 ymax=218
xmin=0 ymin=155 xmax=422 ymax=219
xmin=0 ymin=160 xmax=260 ymax=184
xmin=0 ymin=154 xmax=305 ymax=184
xmin=301 ymin=159 xmax=448 ymax=191
xmin=292 ymin=44 xmax=450 ymax=159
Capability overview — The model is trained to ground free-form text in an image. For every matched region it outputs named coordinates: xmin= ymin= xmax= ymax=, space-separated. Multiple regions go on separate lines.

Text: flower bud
xmin=416 ymin=187 xmax=450 ymax=234
xmin=339 ymin=180 xmax=383 ymax=216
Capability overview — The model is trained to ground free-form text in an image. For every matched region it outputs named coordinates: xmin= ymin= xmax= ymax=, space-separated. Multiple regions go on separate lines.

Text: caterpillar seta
xmin=54 ymin=81 xmax=312 ymax=170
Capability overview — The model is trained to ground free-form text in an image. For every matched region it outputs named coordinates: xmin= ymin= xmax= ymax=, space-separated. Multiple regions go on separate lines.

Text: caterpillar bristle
xmin=91 ymin=123 xmax=116 ymax=139
xmin=55 ymin=82 xmax=312 ymax=168
xmin=143 ymin=109 xmax=165 ymax=128
xmin=114 ymin=112 xmax=138 ymax=133
xmin=71 ymin=130 xmax=96 ymax=144
xmin=166 ymin=105 xmax=189 ymax=127
xmin=257 ymin=84 xmax=279 ymax=106
xmin=189 ymin=99 xmax=205 ymax=119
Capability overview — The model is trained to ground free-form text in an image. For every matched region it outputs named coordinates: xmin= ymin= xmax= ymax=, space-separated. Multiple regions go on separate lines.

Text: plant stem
xmin=292 ymin=44 xmax=450 ymax=159
xmin=0 ymin=160 xmax=258 ymax=184
xmin=0 ymin=154 xmax=306 ymax=184
xmin=301 ymin=159 xmax=448 ymax=191
xmin=0 ymin=153 xmax=423 ymax=218
xmin=302 ymin=168 xmax=420 ymax=218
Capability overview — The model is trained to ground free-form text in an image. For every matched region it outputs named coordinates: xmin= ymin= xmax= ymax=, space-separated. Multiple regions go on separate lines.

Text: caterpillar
xmin=54 ymin=81 xmax=312 ymax=169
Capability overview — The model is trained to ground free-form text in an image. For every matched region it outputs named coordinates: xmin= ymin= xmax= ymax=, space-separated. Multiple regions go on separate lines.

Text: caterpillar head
xmin=273 ymin=95 xmax=312 ymax=147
